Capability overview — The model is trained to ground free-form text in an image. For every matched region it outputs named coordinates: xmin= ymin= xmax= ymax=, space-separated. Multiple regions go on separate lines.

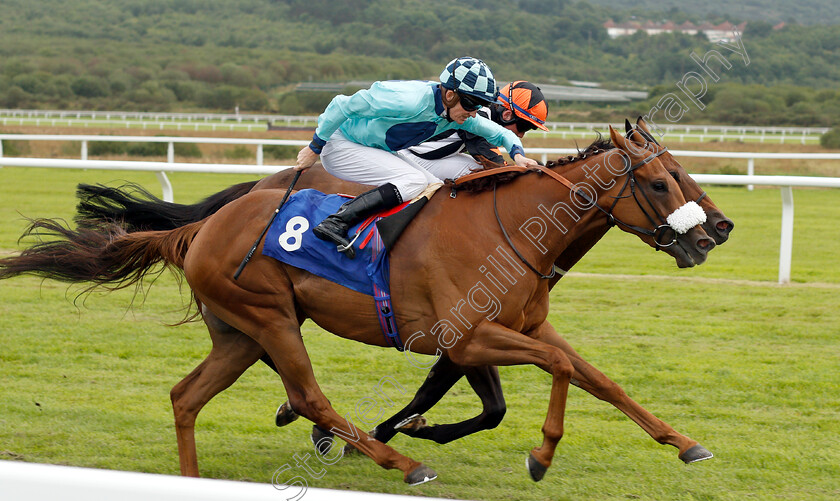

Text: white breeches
xmin=320 ymin=131 xmax=441 ymax=201
xmin=399 ymin=151 xmax=481 ymax=180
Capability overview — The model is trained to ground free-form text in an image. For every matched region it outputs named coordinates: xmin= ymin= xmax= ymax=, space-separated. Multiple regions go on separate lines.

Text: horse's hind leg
xmin=314 ymin=358 xmax=504 ymax=454
xmin=406 ymin=364 xmax=506 ymax=444
xmin=359 ymin=356 xmax=467 ymax=446
xmin=225 ymin=301 xmax=435 ymax=484
xmin=170 ymin=308 xmax=265 ymax=477
xmin=386 ymin=361 xmax=506 ymax=445
xmin=536 ymin=324 xmax=713 ymax=463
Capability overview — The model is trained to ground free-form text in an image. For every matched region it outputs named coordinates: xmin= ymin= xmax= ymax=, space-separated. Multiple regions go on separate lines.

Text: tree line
xmin=0 ymin=0 xmax=838 ymax=128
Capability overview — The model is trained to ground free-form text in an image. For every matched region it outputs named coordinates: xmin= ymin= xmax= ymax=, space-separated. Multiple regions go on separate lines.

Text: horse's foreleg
xmin=448 ymin=321 xmax=573 ymax=482
xmin=535 ymin=324 xmax=713 ymax=463
xmin=170 ymin=316 xmax=265 ymax=477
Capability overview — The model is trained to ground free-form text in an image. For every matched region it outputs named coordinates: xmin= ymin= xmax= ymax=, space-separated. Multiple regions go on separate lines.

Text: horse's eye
xmin=652 ymin=180 xmax=668 ymax=192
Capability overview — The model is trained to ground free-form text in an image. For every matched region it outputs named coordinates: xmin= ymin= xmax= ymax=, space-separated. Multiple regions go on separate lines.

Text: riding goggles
xmin=457 ymin=92 xmax=488 ymax=112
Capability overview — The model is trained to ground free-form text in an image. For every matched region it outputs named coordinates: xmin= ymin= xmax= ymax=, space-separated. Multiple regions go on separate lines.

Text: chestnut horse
xmin=1 ymin=126 xmax=716 ymax=484
xmin=73 ymin=119 xmax=731 ymax=455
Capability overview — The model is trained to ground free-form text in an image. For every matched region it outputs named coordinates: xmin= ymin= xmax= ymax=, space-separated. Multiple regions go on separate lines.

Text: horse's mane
xmin=449 ymin=134 xmax=615 ymax=194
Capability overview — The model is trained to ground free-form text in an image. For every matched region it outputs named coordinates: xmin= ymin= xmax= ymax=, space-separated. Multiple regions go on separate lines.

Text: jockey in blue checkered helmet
xmin=439 ymin=57 xmax=502 ymax=112
xmin=294 ymin=55 xmax=539 ymax=258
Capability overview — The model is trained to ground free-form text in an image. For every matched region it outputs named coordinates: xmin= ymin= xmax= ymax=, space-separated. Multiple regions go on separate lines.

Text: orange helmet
xmin=498 ymin=81 xmax=549 ymax=132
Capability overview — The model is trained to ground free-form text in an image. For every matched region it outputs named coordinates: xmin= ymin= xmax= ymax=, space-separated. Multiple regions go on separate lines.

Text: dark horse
xmin=1 ymin=125 xmax=719 ymax=484
xmin=74 ymin=119 xmax=732 ymax=456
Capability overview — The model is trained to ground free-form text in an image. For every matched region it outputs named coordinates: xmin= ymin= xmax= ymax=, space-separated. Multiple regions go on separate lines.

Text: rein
xmin=452 ymin=145 xmax=676 ymax=279
xmin=492 ymin=184 xmax=555 ymax=279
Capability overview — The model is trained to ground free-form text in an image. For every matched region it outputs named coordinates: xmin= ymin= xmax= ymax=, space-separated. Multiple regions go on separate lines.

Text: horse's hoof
xmin=342 ymin=442 xmax=361 ymax=456
xmin=394 ymin=414 xmax=427 ymax=432
xmin=311 ymin=425 xmax=334 ymax=456
xmin=405 ymin=464 xmax=437 ymax=485
xmin=526 ymin=452 xmax=548 ymax=482
xmin=680 ymin=444 xmax=714 ymax=464
xmin=275 ymin=401 xmax=299 ymax=428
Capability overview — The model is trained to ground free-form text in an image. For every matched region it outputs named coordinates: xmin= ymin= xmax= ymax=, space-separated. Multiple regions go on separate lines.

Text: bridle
xmin=456 ymin=131 xmax=690 ymax=279
xmin=628 ymin=124 xmax=710 ymax=226
xmin=602 ymin=145 xmax=679 ymax=249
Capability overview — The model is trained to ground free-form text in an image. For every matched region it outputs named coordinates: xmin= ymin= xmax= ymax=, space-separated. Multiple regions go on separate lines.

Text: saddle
xmin=261 ymin=171 xmax=507 ymax=350
xmin=261 ymin=189 xmax=430 ymax=350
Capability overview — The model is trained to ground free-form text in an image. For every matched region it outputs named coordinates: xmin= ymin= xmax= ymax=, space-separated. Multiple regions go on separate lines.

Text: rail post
xmin=747 ymin=158 xmax=754 ymax=191
xmin=158 ymin=141 xmax=175 ymax=202
xmin=779 ymin=186 xmax=794 ymax=284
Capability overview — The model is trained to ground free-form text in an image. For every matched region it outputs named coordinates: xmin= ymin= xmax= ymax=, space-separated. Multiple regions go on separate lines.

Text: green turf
xmin=1 ymin=167 xmax=839 ymax=500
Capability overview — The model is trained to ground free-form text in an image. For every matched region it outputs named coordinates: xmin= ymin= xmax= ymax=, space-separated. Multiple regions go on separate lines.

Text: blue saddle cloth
xmin=261 ymin=189 xmax=389 ymax=296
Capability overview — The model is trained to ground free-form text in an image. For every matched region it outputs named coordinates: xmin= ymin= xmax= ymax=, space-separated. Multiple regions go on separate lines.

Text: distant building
xmin=678 ymin=21 xmax=698 ymax=36
xmin=567 ymin=80 xmax=601 ymax=88
xmin=604 ymin=20 xmax=748 ymax=42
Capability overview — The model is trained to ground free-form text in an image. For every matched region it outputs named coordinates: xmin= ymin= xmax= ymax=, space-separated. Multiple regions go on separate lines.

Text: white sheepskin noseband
xmin=666 ymin=201 xmax=707 ymax=234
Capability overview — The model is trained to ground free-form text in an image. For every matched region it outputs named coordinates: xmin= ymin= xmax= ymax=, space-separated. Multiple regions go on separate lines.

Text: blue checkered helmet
xmin=439 ymin=57 xmax=501 ymax=105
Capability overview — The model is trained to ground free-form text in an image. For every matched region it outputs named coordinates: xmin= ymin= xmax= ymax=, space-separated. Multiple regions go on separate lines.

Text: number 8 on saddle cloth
xmin=262 ymin=188 xmax=412 ymax=349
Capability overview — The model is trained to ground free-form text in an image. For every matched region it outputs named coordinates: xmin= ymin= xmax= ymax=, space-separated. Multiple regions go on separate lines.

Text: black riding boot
xmin=313 ymin=183 xmax=402 ymax=259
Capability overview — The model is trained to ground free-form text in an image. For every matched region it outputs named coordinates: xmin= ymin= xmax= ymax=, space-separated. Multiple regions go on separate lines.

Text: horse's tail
xmin=0 ymin=218 xmax=205 ymax=290
xmin=75 ymin=180 xmax=257 ymax=231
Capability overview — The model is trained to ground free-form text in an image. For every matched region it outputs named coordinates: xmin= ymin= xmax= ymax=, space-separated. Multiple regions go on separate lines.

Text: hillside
xmin=0 ymin=0 xmax=839 ymax=127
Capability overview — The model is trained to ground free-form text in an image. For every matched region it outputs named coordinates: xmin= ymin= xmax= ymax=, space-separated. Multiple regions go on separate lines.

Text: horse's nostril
xmin=717 ymin=219 xmax=734 ymax=234
xmin=697 ymin=238 xmax=714 ymax=251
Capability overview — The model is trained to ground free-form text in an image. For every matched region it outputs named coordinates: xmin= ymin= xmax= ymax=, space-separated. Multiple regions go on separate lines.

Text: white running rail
xmin=2 ymin=137 xmax=840 ymax=284
xmin=0 ymin=460 xmax=454 ymax=501
xmin=1 ymin=109 xmax=830 ymax=135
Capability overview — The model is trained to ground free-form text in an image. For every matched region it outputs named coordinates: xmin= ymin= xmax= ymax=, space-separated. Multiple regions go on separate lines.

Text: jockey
xmin=403 ymin=80 xmax=550 ymax=179
xmin=294 ymin=56 xmax=540 ymax=258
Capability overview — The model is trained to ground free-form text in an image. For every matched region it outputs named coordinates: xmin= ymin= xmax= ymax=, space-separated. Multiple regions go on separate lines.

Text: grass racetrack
xmin=1 ymin=165 xmax=839 ymax=500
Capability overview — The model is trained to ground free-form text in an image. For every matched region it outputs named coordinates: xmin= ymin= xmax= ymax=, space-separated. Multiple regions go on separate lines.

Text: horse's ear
xmin=636 ymin=116 xmax=652 ymax=135
xmin=625 ymin=125 xmax=647 ymax=148
xmin=635 ymin=116 xmax=660 ymax=146
xmin=610 ymin=125 xmax=646 ymax=157
xmin=609 ymin=125 xmax=626 ymax=151
xmin=622 ymin=117 xmax=642 ymax=145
